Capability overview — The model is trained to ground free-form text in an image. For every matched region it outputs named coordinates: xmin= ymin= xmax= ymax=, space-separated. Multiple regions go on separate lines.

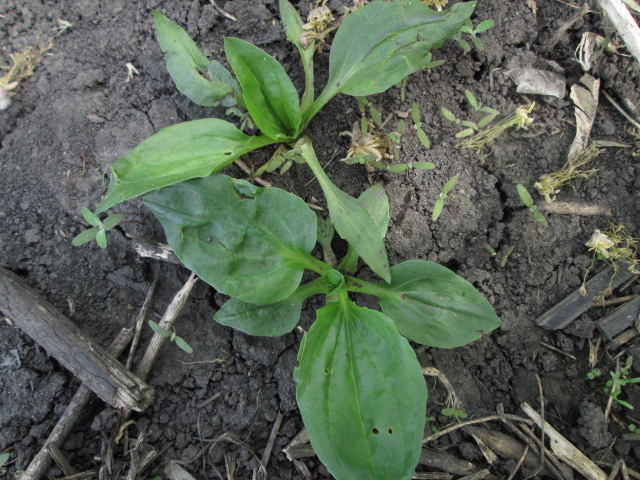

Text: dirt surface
xmin=2 ymin=0 xmax=640 ymax=478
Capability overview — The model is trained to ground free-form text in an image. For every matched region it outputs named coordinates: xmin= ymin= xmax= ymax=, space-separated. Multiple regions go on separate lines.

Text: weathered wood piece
xmin=597 ymin=296 xmax=640 ymax=340
xmin=0 ymin=268 xmax=153 ymax=411
xmin=16 ymin=328 xmax=134 ymax=480
xmin=521 ymin=403 xmax=607 ymax=480
xmin=535 ymin=265 xmax=635 ymax=330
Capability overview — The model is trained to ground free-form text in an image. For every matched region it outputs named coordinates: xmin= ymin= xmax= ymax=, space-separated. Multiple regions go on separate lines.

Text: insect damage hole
xmin=371 ymin=428 xmax=379 ymax=435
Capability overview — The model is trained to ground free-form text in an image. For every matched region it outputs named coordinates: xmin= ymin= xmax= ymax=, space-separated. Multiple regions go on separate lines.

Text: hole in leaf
xmin=324 ymin=368 xmax=328 ymax=374
xmin=371 ymin=428 xmax=379 ymax=435
xmin=388 ymin=428 xmax=393 ymax=435
xmin=223 ymin=151 xmax=233 ymax=156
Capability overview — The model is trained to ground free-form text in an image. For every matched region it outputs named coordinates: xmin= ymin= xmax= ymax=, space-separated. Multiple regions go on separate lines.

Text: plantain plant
xmin=77 ymin=2 xmax=502 ymax=478
xmin=145 ymin=137 xmax=500 ymax=480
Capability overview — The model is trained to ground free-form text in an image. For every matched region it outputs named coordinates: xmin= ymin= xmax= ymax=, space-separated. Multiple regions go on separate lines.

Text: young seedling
xmin=432 ymin=175 xmax=458 ymax=221
xmin=441 ymin=406 xmax=468 ymax=420
xmin=411 ymin=102 xmax=431 ymax=149
xmin=72 ymin=208 xmax=124 ymax=249
xmin=603 ymin=357 xmax=640 ymax=410
xmin=516 ymin=183 xmax=548 ymax=227
xmin=483 ymin=244 xmax=497 ymax=256
xmin=441 ymin=90 xmax=500 ymax=139
xmin=500 ymin=245 xmax=515 ymax=268
xmin=535 ymin=144 xmax=601 ymax=202
xmin=148 ymin=320 xmax=193 ymax=354
xmin=587 ymin=368 xmax=602 ymax=380
xmin=453 ymin=18 xmax=495 ymax=52
xmin=458 ymin=103 xmax=535 ymax=152
xmin=0 ymin=451 xmax=11 ymax=475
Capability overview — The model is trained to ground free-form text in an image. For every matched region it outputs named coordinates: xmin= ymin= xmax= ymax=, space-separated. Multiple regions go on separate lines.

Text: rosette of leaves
xmin=93 ymin=0 xmax=476 ymax=213
xmin=144 ymin=139 xmax=500 ymax=480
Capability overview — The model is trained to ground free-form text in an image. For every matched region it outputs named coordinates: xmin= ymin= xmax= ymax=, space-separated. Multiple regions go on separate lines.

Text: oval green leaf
xmin=417 ymin=128 xmax=430 ymax=149
xmin=224 ymin=37 xmax=301 ymax=140
xmin=303 ymin=1 xmax=475 ymax=123
xmin=71 ymin=227 xmax=99 ymax=246
xmin=432 ymin=198 xmax=444 ymax=221
xmin=215 ymin=279 xmax=325 ymax=336
xmin=145 ymin=174 xmax=317 ymax=305
xmin=301 ymin=141 xmax=391 ymax=282
xmin=96 ymin=119 xmax=276 ymax=213
xmin=516 ymin=183 xmax=534 ymax=208
xmin=326 ymin=1 xmax=475 ymax=97
xmin=295 ymin=300 xmax=427 ymax=480
xmin=378 ymin=260 xmax=501 ymax=348
xmin=153 ymin=11 xmax=238 ymax=107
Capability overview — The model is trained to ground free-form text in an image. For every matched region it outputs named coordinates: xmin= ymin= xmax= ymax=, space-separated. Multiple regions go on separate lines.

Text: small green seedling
xmin=441 ymin=90 xmax=499 ymax=139
xmin=483 ymin=244 xmax=497 ymax=256
xmin=453 ymin=18 xmax=494 ymax=52
xmin=516 ymin=184 xmax=548 ymax=227
xmin=441 ymin=406 xmax=468 ymax=420
xmin=500 ymin=245 xmax=515 ymax=268
xmin=603 ymin=356 xmax=640 ymax=410
xmin=72 ymin=208 xmax=124 ymax=249
xmin=148 ymin=320 xmax=193 ymax=354
xmin=411 ymin=102 xmax=431 ymax=149
xmin=630 ymin=424 xmax=637 ymax=433
xmin=587 ymin=368 xmax=602 ymax=380
xmin=0 ymin=452 xmax=11 ymax=473
xmin=432 ymin=176 xmax=458 ymax=221
xmin=425 ymin=415 xmax=440 ymax=434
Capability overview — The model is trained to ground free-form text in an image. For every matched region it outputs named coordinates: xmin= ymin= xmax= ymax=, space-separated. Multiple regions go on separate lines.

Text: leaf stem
xmin=345 ymin=276 xmax=391 ymax=299
xmin=299 ymin=47 xmax=315 ymax=113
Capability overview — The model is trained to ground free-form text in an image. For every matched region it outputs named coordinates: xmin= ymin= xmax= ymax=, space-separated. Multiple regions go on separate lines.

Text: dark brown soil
xmin=2 ymin=0 xmax=640 ymax=478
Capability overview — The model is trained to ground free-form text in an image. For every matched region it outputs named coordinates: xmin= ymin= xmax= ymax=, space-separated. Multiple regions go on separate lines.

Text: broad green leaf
xmin=358 ymin=184 xmax=390 ymax=238
xmin=388 ymin=164 xmax=409 ymax=173
xmin=145 ymin=174 xmax=317 ymax=305
xmin=82 ymin=208 xmax=101 ymax=227
xmin=279 ymin=0 xmax=305 ymax=46
xmin=442 ymin=175 xmax=458 ymax=194
xmin=456 ymin=38 xmax=471 ymax=52
xmin=215 ymin=279 xmax=326 ymax=336
xmin=148 ymin=320 xmax=171 ymax=337
xmin=472 ymin=37 xmax=485 ymax=51
xmin=441 ymin=107 xmax=457 ymax=122
xmin=224 ymin=37 xmax=301 ymax=140
xmin=153 ymin=11 xmax=238 ymax=107
xmin=455 ymin=128 xmax=475 ymax=138
xmin=96 ymin=229 xmax=107 ymax=249
xmin=304 ymin=0 xmax=475 ymax=123
xmin=475 ymin=19 xmax=495 ymax=33
xmin=464 ymin=90 xmax=479 ymax=109
xmin=413 ymin=161 xmax=435 ymax=170
xmin=411 ymin=103 xmax=421 ymax=124
xmin=96 ymin=119 xmax=276 ymax=213
xmin=72 ymin=227 xmax=99 ymax=246
xmin=301 ymin=140 xmax=391 ymax=282
xmin=516 ymin=184 xmax=534 ymax=208
xmin=477 ymin=113 xmax=497 ymax=128
xmin=102 ymin=213 xmax=124 ymax=230
xmin=432 ymin=198 xmax=444 ymax=221
xmin=295 ymin=300 xmax=427 ymax=480
xmin=174 ymin=336 xmax=194 ymax=354
xmin=378 ymin=260 xmax=501 ymax=348
xmin=417 ymin=128 xmax=430 ymax=149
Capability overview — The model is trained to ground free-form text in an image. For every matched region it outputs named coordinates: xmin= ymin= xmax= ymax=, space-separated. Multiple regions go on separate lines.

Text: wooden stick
xmin=521 ymin=402 xmax=608 ymax=480
xmin=135 ymin=273 xmax=198 ymax=381
xmin=16 ymin=328 xmax=134 ymax=480
xmin=0 ymin=268 xmax=153 ymax=411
